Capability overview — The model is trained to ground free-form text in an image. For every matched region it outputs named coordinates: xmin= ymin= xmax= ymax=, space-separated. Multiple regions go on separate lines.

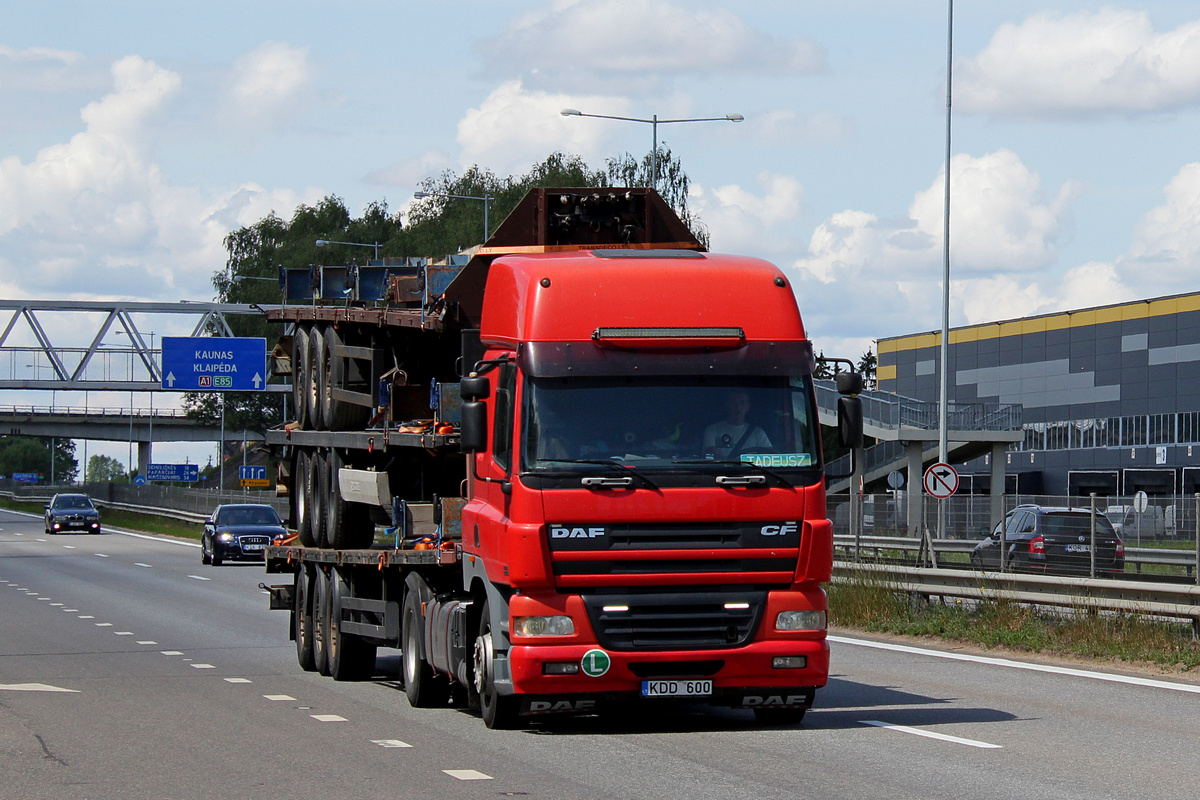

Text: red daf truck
xmin=262 ymin=188 xmax=863 ymax=728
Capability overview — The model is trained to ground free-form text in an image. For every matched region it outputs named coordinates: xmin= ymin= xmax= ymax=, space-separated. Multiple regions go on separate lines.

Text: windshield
xmin=521 ymin=375 xmax=820 ymax=473
xmin=217 ymin=506 xmax=282 ymax=526
xmin=53 ymin=496 xmax=94 ymax=510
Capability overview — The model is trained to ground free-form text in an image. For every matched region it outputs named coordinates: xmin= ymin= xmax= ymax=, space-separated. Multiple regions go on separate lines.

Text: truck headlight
xmin=513 ymin=615 xmax=575 ymax=637
xmin=776 ymin=610 xmax=826 ymax=631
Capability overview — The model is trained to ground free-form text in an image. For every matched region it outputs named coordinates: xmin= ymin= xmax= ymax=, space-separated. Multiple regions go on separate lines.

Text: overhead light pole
xmin=315 ymin=239 xmax=380 ymax=260
xmin=560 ymin=108 xmax=744 ymax=190
xmin=413 ymin=191 xmax=493 ymax=241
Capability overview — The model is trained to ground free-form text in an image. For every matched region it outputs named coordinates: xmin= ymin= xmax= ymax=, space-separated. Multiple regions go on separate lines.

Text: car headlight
xmin=217 ymin=533 xmax=234 ymax=542
xmin=513 ymin=615 xmax=575 ymax=637
xmin=776 ymin=610 xmax=827 ymax=631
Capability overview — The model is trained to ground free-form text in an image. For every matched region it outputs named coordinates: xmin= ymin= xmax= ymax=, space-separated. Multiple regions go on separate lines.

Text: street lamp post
xmin=560 ymin=109 xmax=744 ymax=189
xmin=413 ymin=191 xmax=493 ymax=241
xmin=315 ymin=239 xmax=380 ymax=260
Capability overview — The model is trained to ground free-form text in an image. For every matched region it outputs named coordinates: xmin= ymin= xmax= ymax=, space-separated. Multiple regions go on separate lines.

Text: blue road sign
xmin=146 ymin=463 xmax=200 ymax=482
xmin=160 ymin=337 xmax=268 ymax=392
xmin=239 ymin=465 xmax=267 ymax=482
xmin=12 ymin=472 xmax=37 ymax=483
xmin=133 ymin=476 xmax=147 ymax=485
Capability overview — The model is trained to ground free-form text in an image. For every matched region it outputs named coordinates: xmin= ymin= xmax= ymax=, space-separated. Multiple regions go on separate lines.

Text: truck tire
xmin=401 ymin=590 xmax=449 ymax=708
xmin=310 ymin=451 xmax=328 ymax=549
xmin=295 ymin=450 xmax=315 ymax=547
xmin=326 ymin=450 xmax=373 ymax=550
xmin=323 ymin=326 xmax=367 ymax=431
xmin=312 ymin=567 xmax=331 ymax=676
xmin=473 ymin=600 xmax=523 ymax=729
xmin=327 ymin=568 xmax=376 ymax=681
xmin=292 ymin=326 xmax=310 ymax=429
xmin=294 ymin=565 xmax=317 ymax=672
xmin=308 ymin=324 xmax=326 ymax=431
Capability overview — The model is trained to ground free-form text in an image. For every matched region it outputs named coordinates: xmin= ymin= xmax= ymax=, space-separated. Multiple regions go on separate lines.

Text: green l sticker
xmin=580 ymin=649 xmax=611 ymax=677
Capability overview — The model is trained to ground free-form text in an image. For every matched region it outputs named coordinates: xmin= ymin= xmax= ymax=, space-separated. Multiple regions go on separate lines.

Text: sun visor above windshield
xmin=519 ymin=340 xmax=816 ymax=378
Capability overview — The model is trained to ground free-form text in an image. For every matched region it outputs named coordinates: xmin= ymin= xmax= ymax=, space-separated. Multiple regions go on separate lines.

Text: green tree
xmin=857 ymin=348 xmax=878 ymax=389
xmin=0 ymin=436 xmax=76 ymax=483
xmin=86 ymin=454 xmax=127 ymax=482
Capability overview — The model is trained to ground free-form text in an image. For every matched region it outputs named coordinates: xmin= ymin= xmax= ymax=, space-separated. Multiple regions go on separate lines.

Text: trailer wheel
xmin=401 ymin=591 xmax=449 ymax=707
xmin=295 ymin=450 xmax=315 ymax=547
xmin=294 ymin=565 xmax=317 ymax=672
xmin=308 ymin=324 xmax=326 ymax=430
xmin=473 ymin=600 xmax=523 ymax=729
xmin=311 ymin=451 xmax=329 ymax=549
xmin=292 ymin=325 xmax=310 ymax=429
xmin=328 ymin=568 xmax=376 ymax=681
xmin=312 ymin=567 xmax=331 ymax=676
xmin=326 ymin=450 xmax=373 ymax=550
xmin=323 ymin=325 xmax=366 ymax=431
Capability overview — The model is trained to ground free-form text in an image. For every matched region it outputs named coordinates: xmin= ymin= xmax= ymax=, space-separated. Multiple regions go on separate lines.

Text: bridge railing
xmin=0 ymin=404 xmax=192 ymax=418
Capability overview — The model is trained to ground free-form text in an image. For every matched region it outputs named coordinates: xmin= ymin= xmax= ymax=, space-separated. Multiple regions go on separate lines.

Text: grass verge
xmin=828 ymin=567 xmax=1200 ymax=671
xmin=0 ymin=497 xmax=202 ymax=541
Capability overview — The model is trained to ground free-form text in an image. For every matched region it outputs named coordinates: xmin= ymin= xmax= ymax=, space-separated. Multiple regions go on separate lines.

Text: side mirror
xmin=43 ymin=504 xmax=50 ymax=510
xmin=835 ymin=371 xmax=864 ymax=396
xmin=460 ymin=375 xmax=490 ymax=401
xmin=460 ymin=401 xmax=488 ymax=453
xmin=837 ymin=396 xmax=863 ymax=449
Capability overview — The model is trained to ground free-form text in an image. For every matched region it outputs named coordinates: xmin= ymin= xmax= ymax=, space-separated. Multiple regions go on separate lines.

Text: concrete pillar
xmin=907 ymin=441 xmax=924 ymax=536
xmin=990 ymin=442 xmax=1006 ymax=535
xmin=137 ymin=440 xmax=153 ymax=477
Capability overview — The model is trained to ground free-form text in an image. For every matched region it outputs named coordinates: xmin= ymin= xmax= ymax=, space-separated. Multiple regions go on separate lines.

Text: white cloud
xmin=959 ymin=9 xmax=1200 ymax=117
xmin=458 ymin=80 xmax=625 ymax=175
xmin=365 ymin=149 xmax=455 ymax=188
xmin=691 ymin=172 xmax=805 ymax=259
xmin=225 ymin=41 xmax=313 ymax=127
xmin=478 ymin=0 xmax=824 ymax=90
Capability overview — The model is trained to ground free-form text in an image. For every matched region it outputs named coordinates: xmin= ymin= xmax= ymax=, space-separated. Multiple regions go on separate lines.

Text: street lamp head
xmin=560 ymin=108 xmax=582 ymax=117
xmin=413 ymin=191 xmax=430 ymax=199
xmin=315 ymin=239 xmax=330 ymax=247
xmin=726 ymin=114 xmax=745 ymax=122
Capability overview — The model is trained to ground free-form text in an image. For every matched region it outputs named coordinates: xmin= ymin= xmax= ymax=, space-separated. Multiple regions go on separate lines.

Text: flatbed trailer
xmin=260 ymin=187 xmax=863 ymax=729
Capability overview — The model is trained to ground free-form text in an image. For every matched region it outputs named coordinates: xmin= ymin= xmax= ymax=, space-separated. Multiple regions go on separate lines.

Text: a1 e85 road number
xmin=641 ymin=679 xmax=712 ymax=697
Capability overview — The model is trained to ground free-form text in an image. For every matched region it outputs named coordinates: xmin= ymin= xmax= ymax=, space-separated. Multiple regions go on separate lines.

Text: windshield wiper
xmin=532 ymin=459 xmax=658 ymax=490
xmin=669 ymin=458 xmax=793 ymax=487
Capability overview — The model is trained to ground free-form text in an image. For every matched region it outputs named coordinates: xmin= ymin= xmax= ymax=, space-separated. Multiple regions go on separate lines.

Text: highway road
xmin=1 ymin=506 xmax=1198 ymax=800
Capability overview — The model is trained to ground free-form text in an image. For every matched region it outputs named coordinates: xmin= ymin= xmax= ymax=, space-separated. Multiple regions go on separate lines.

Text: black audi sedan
xmin=44 ymin=493 xmax=102 ymax=534
xmin=970 ymin=505 xmax=1125 ymax=576
xmin=202 ymin=504 xmax=286 ymax=566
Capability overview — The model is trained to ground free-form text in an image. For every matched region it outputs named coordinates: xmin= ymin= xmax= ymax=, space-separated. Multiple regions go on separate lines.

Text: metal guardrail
xmin=814 ymin=380 xmax=1021 ymax=432
xmin=833 ymin=561 xmax=1200 ymax=627
xmin=833 ymin=534 xmax=1200 ymax=576
xmin=0 ymin=404 xmax=191 ymax=418
xmin=0 ymin=482 xmax=287 ymax=527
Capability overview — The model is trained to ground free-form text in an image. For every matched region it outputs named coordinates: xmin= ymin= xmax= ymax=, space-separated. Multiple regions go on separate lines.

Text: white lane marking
xmin=36 ymin=539 xmax=45 ymax=542
xmin=830 ymin=635 xmax=1200 ymax=695
xmin=50 ymin=603 xmax=62 ymax=607
xmin=110 ymin=529 xmax=201 ymax=549
xmin=310 ymin=714 xmax=347 ymax=722
xmin=444 ymin=770 xmax=493 ymax=781
xmin=115 ymin=632 xmax=133 ymax=636
xmin=94 ymin=623 xmax=113 ymax=627
xmin=191 ymin=664 xmax=216 ymax=669
xmin=62 ymin=545 xmax=75 ymax=549
xmin=137 ymin=640 xmax=157 ymax=645
xmin=78 ymin=615 xmax=94 ymax=619
xmin=264 ymin=694 xmax=295 ymax=701
xmin=373 ymin=740 xmax=413 ymax=748
xmin=187 ymin=575 xmax=211 ymax=581
xmin=63 ymin=609 xmax=77 ymax=613
xmin=134 ymin=563 xmax=152 ymax=568
xmin=861 ymin=720 xmax=1002 ymax=749
xmin=160 ymin=650 xmax=183 ymax=656
xmin=0 ymin=683 xmax=80 ymax=693
xmin=36 ymin=597 xmax=49 ymax=601
xmin=94 ymin=554 xmax=108 ymax=558
xmin=224 ymin=678 xmax=252 ymax=684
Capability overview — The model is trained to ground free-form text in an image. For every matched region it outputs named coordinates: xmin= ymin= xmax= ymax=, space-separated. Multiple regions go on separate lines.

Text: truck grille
xmin=581 ymin=590 xmax=765 ymax=651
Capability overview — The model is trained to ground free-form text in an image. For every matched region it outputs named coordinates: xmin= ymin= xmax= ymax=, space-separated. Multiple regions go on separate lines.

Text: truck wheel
xmin=292 ymin=325 xmax=310 ymax=429
xmin=753 ymin=707 xmax=808 ymax=726
xmin=295 ymin=450 xmax=315 ymax=547
xmin=473 ymin=600 xmax=523 ymax=729
xmin=401 ymin=591 xmax=449 ymax=707
xmin=312 ymin=567 xmax=331 ymax=676
xmin=294 ymin=566 xmax=317 ymax=672
xmin=310 ymin=451 xmax=328 ymax=549
xmin=308 ymin=324 xmax=326 ymax=431
xmin=328 ymin=568 xmax=376 ymax=681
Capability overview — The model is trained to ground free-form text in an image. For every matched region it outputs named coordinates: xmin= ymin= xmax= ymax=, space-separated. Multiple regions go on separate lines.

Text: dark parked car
xmin=44 ymin=493 xmax=101 ymax=534
xmin=971 ymin=505 xmax=1124 ymax=576
xmin=202 ymin=504 xmax=286 ymax=566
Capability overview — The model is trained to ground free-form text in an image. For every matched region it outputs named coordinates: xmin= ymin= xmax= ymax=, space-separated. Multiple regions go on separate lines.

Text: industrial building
xmin=876 ymin=290 xmax=1200 ymax=501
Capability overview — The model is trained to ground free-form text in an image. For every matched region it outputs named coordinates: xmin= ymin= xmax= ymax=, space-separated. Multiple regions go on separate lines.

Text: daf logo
xmin=761 ymin=523 xmax=798 ymax=537
xmin=551 ymin=526 xmax=607 ymax=539
xmin=1079 ymin=535 xmax=1086 ymax=543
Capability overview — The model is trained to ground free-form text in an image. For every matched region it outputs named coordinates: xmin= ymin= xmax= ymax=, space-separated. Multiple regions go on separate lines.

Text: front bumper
xmin=213 ymin=541 xmax=268 ymax=560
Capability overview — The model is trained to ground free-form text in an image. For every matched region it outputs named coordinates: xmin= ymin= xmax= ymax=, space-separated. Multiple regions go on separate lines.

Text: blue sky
xmin=5 ymin=1 xmax=1200 ymax=468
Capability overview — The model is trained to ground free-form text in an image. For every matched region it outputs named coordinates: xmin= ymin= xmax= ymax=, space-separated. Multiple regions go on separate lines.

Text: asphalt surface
xmin=1 ymin=506 xmax=1198 ymax=799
